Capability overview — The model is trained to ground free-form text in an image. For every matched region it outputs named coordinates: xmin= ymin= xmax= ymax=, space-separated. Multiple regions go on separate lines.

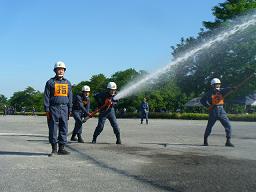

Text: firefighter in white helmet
xmin=92 ymin=82 xmax=121 ymax=144
xmin=70 ymin=85 xmax=92 ymax=143
xmin=200 ymin=78 xmax=234 ymax=147
xmin=44 ymin=61 xmax=73 ymax=156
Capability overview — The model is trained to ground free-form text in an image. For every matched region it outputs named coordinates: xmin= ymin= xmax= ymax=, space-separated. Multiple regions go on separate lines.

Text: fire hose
xmin=67 ymin=98 xmax=113 ymax=137
xmin=82 ymin=98 xmax=113 ymax=123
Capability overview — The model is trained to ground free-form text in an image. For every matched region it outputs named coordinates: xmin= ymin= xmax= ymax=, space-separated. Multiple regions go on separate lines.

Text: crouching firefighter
xmin=70 ymin=85 xmax=91 ymax=143
xmin=44 ymin=61 xmax=73 ymax=156
xmin=92 ymin=82 xmax=121 ymax=144
xmin=200 ymin=78 xmax=234 ymax=147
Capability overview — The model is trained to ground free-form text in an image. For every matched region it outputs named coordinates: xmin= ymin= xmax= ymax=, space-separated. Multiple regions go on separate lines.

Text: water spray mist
xmin=114 ymin=11 xmax=256 ymax=100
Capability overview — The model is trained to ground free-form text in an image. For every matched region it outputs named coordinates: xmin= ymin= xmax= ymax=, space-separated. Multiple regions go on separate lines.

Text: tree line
xmin=0 ymin=68 xmax=191 ymax=113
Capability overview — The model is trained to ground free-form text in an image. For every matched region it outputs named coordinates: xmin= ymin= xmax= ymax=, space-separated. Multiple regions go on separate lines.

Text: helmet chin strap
xmin=56 ymin=74 xmax=64 ymax=79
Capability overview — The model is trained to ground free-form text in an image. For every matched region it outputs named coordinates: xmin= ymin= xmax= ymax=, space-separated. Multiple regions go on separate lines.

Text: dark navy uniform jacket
xmin=94 ymin=92 xmax=117 ymax=112
xmin=140 ymin=101 xmax=149 ymax=113
xmin=72 ymin=94 xmax=90 ymax=116
xmin=200 ymin=88 xmax=232 ymax=108
xmin=44 ymin=77 xmax=73 ymax=112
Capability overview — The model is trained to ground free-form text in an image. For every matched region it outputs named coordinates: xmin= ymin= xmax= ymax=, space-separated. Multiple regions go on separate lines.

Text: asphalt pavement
xmin=0 ymin=115 xmax=255 ymax=192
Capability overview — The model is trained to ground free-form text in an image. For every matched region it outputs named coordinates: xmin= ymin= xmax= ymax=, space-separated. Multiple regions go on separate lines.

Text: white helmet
xmin=107 ymin=82 xmax=117 ymax=90
xmin=211 ymin=78 xmax=221 ymax=85
xmin=54 ymin=61 xmax=66 ymax=71
xmin=82 ymin=85 xmax=90 ymax=92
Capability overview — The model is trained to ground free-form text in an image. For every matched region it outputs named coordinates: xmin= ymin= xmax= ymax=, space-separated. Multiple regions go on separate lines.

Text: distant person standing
xmin=44 ymin=61 xmax=73 ymax=156
xmin=140 ymin=97 xmax=149 ymax=124
xmin=32 ymin=106 xmax=36 ymax=116
xmin=70 ymin=85 xmax=91 ymax=143
xmin=3 ymin=105 xmax=7 ymax=116
xmin=21 ymin=107 xmax=26 ymax=115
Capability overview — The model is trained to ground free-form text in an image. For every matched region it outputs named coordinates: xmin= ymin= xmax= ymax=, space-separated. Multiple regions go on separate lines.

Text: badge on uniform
xmin=54 ymin=83 xmax=68 ymax=96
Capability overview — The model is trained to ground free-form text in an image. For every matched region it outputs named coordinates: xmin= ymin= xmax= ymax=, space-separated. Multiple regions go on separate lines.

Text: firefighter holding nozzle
xmin=200 ymin=78 xmax=234 ymax=147
xmin=92 ymin=82 xmax=121 ymax=144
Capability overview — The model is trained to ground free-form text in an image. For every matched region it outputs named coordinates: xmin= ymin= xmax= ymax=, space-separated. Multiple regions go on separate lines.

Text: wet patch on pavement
xmin=84 ymin=144 xmax=256 ymax=192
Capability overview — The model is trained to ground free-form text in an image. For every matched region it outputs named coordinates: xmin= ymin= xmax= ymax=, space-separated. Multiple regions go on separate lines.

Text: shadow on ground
xmin=0 ymin=151 xmax=48 ymax=156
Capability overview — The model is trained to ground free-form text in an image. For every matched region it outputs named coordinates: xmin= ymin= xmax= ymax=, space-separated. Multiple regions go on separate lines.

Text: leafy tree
xmin=9 ymin=86 xmax=43 ymax=112
xmin=110 ymin=68 xmax=140 ymax=89
xmin=90 ymin=74 xmax=108 ymax=94
xmin=0 ymin=94 xmax=8 ymax=110
xmin=204 ymin=0 xmax=256 ymax=30
xmin=171 ymin=0 xmax=256 ymax=108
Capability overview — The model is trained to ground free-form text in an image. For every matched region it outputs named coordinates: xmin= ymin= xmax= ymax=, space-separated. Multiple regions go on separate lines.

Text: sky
xmin=0 ymin=0 xmax=224 ymax=98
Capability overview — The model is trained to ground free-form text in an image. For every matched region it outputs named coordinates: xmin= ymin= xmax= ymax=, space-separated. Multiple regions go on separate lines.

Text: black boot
xmin=116 ymin=134 xmax=121 ymax=144
xmin=225 ymin=138 xmax=234 ymax=147
xmin=203 ymin=137 xmax=208 ymax=146
xmin=146 ymin=120 xmax=148 ymax=125
xmin=58 ymin=144 xmax=70 ymax=155
xmin=70 ymin=132 xmax=78 ymax=141
xmin=77 ymin=133 xmax=85 ymax=143
xmin=92 ymin=136 xmax=97 ymax=144
xmin=48 ymin=143 xmax=57 ymax=157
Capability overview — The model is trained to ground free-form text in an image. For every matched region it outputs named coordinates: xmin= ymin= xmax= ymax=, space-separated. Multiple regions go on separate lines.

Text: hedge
xmin=117 ymin=112 xmax=256 ymax=121
xmin=1 ymin=112 xmax=256 ymax=121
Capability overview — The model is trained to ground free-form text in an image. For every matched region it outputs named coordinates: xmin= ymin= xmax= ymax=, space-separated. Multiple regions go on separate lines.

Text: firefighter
xmin=200 ymin=78 xmax=234 ymax=147
xmin=44 ymin=61 xmax=73 ymax=156
xmin=140 ymin=97 xmax=149 ymax=124
xmin=92 ymin=82 xmax=121 ymax=144
xmin=70 ymin=85 xmax=91 ymax=143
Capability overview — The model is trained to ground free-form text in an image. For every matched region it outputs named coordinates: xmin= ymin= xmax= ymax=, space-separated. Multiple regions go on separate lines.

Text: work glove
xmin=208 ymin=105 xmax=213 ymax=112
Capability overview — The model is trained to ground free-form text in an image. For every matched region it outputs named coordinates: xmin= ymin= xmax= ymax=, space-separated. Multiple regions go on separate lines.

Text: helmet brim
xmin=54 ymin=67 xmax=66 ymax=71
